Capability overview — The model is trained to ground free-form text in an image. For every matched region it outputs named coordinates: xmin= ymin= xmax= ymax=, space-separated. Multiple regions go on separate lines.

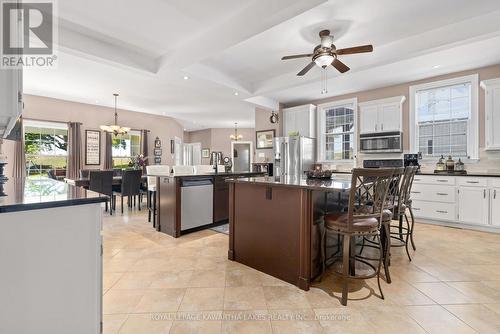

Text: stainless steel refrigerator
xmin=274 ymin=136 xmax=315 ymax=177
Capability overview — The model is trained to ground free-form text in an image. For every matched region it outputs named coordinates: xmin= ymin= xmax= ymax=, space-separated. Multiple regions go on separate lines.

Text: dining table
xmin=64 ymin=175 xmax=147 ymax=188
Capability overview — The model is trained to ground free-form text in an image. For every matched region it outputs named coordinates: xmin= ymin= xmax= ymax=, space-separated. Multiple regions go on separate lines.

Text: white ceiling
xmin=24 ymin=0 xmax=500 ymax=130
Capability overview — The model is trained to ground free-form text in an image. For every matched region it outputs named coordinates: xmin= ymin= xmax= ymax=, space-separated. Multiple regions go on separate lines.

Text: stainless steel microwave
xmin=359 ymin=131 xmax=403 ymax=153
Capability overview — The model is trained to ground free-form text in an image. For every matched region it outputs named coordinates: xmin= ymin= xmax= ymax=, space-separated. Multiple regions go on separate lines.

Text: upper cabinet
xmin=481 ymin=78 xmax=500 ymax=150
xmin=0 ymin=68 xmax=23 ymax=138
xmin=283 ymin=104 xmax=317 ymax=138
xmin=359 ymin=96 xmax=405 ymax=134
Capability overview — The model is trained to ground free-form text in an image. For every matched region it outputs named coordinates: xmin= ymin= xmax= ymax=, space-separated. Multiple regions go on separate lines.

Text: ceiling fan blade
xmin=331 ymin=58 xmax=350 ymax=73
xmin=336 ymin=45 xmax=373 ymax=55
xmin=281 ymin=54 xmax=313 ymax=60
xmin=297 ymin=62 xmax=315 ymax=76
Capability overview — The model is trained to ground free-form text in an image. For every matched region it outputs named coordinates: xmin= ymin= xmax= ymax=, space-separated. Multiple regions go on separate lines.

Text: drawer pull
xmin=436 ymin=193 xmax=448 ymax=196
xmin=414 ymin=178 xmax=421 ymax=181
xmin=411 ymin=191 xmax=421 ymax=194
xmin=495 ymin=189 xmax=497 ymax=199
xmin=466 ymin=181 xmax=480 ymax=184
xmin=413 ymin=207 xmax=421 ymax=211
xmin=484 ymin=189 xmax=486 ymax=198
xmin=436 ymin=180 xmax=448 ymax=183
xmin=436 ymin=210 xmax=448 ymax=214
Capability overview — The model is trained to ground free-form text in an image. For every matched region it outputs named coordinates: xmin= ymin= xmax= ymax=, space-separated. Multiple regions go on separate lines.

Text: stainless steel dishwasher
xmin=180 ymin=178 xmax=214 ymax=231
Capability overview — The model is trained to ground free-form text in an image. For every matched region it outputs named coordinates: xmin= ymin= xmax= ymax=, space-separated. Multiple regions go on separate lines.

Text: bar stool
xmin=145 ymin=165 xmax=170 ymax=228
xmin=322 ymin=168 xmax=396 ymax=306
xmin=389 ymin=166 xmax=418 ymax=260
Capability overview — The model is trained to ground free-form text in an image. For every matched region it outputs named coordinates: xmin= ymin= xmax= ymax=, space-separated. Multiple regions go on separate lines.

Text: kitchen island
xmin=226 ymin=175 xmax=352 ymax=291
xmin=151 ymin=171 xmax=265 ymax=237
xmin=0 ymin=178 xmax=107 ymax=334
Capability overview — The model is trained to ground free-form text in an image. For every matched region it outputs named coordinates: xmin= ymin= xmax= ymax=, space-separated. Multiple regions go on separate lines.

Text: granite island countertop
xmin=0 ymin=178 xmax=107 ymax=213
xmin=147 ymin=171 xmax=265 ymax=178
xmin=226 ymin=175 xmax=352 ymax=191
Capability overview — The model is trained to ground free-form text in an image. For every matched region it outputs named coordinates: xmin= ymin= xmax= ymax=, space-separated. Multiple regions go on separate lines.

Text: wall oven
xmin=359 ymin=131 xmax=402 ymax=153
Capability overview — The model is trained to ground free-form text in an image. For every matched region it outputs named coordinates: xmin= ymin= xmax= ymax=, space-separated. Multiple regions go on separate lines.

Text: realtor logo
xmin=1 ymin=0 xmax=58 ymax=68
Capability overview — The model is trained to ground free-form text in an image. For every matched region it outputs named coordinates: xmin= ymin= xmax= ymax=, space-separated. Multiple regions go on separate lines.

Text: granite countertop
xmin=147 ymin=171 xmax=265 ymax=178
xmin=416 ymin=171 xmax=500 ymax=177
xmin=226 ymin=175 xmax=352 ymax=191
xmin=0 ymin=178 xmax=107 ymax=213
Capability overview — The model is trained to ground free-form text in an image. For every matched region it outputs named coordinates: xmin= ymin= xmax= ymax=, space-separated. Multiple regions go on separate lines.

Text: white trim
xmin=409 ymin=74 xmax=479 ymax=160
xmin=358 ymin=95 xmax=406 ymax=107
xmin=316 ymin=98 xmax=358 ymax=164
xmin=231 ymin=141 xmax=253 ymax=172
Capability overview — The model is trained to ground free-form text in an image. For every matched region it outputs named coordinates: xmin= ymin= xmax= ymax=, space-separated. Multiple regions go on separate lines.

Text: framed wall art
xmin=85 ymin=130 xmax=101 ymax=165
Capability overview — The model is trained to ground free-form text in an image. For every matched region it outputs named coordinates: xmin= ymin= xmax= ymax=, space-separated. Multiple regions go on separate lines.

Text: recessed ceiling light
xmin=432 ymin=65 xmax=441 ymax=69
xmin=183 ymin=76 xmax=189 ymax=80
xmin=234 ymin=92 xmax=239 ymax=96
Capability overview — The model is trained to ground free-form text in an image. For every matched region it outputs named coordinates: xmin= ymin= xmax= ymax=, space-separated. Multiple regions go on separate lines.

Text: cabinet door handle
xmin=375 ymin=124 xmax=378 ymax=131
xmin=436 ymin=193 xmax=448 ymax=196
xmin=381 ymin=123 xmax=384 ymax=131
xmin=436 ymin=180 xmax=448 ymax=183
xmin=436 ymin=210 xmax=448 ymax=214
xmin=495 ymin=189 xmax=497 ymax=199
xmin=413 ymin=207 xmax=420 ymax=211
xmin=484 ymin=189 xmax=486 ymax=198
xmin=466 ymin=181 xmax=480 ymax=184
xmin=414 ymin=178 xmax=421 ymax=182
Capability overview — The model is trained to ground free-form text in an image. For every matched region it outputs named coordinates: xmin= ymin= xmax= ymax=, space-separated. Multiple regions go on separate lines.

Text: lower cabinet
xmin=458 ymin=186 xmax=489 ymax=225
xmin=491 ymin=188 xmax=500 ymax=226
xmin=412 ymin=175 xmax=500 ymax=230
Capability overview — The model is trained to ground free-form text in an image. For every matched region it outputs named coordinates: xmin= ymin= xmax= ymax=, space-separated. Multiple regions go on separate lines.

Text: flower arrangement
xmin=129 ymin=154 xmax=147 ymax=169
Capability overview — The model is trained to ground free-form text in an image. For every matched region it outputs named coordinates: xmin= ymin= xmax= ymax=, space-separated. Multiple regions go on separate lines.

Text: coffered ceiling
xmin=23 ymin=0 xmax=500 ymax=130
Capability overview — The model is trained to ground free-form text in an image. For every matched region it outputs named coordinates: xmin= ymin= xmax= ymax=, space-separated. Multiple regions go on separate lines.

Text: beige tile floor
xmin=102 ymin=209 xmax=500 ymax=334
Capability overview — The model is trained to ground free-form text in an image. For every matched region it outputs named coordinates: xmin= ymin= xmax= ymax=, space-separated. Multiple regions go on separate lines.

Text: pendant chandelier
xmin=100 ymin=93 xmax=130 ymax=136
xmin=229 ymin=122 xmax=243 ymax=141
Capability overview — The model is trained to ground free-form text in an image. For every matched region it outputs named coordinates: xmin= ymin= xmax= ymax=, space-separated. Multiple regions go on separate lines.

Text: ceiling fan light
xmin=314 ymin=55 xmax=334 ymax=68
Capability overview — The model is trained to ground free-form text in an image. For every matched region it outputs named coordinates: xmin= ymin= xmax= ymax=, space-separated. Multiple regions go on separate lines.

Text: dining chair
xmin=47 ymin=169 xmax=57 ymax=180
xmin=89 ymin=170 xmax=114 ymax=215
xmin=322 ymin=168 xmax=396 ymax=306
xmin=193 ymin=165 xmax=215 ymax=174
xmin=79 ymin=169 xmax=92 ymax=178
xmin=172 ymin=165 xmax=194 ymax=175
xmin=145 ymin=165 xmax=170 ymax=228
xmin=113 ymin=169 xmax=143 ymax=214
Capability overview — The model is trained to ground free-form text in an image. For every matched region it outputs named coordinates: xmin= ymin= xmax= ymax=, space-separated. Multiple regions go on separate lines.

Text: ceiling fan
xmin=281 ymin=29 xmax=373 ymax=76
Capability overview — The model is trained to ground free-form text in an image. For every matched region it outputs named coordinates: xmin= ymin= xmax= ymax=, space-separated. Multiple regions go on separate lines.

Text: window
xmin=24 ymin=120 xmax=68 ymax=178
xmin=112 ymin=130 xmax=141 ymax=168
xmin=317 ymin=99 xmax=357 ymax=162
xmin=410 ymin=74 xmax=478 ymax=159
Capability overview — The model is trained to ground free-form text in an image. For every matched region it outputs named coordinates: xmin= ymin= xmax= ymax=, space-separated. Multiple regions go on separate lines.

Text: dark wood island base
xmin=227 ymin=176 xmax=351 ymax=291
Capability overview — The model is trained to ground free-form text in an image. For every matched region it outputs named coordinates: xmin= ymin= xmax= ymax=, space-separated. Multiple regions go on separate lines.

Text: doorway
xmin=231 ymin=141 xmax=253 ymax=172
xmin=183 ymin=143 xmax=201 ymax=166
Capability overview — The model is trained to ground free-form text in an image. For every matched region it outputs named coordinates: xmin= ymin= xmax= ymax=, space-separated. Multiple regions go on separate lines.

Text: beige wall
xmin=285 ymin=64 xmax=500 ymax=171
xmin=2 ymin=94 xmax=185 ymax=177
xmin=185 ymin=127 xmax=255 ymax=164
xmin=254 ymin=107 xmax=282 ymax=162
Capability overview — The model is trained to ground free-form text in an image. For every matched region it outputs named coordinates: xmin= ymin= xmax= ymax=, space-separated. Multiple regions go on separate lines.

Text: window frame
xmin=317 ymin=98 xmax=358 ymax=163
xmin=409 ymin=74 xmax=479 ymax=161
xmin=23 ymin=120 xmax=69 ymax=178
xmin=111 ymin=130 xmax=142 ymax=168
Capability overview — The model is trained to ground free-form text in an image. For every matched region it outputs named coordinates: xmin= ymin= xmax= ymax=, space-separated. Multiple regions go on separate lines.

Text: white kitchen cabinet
xmin=481 ymin=78 xmax=500 ymax=150
xmin=458 ymin=186 xmax=489 ymax=225
xmin=491 ymin=188 xmax=500 ymax=227
xmin=358 ymin=96 xmax=405 ymax=134
xmin=0 ymin=0 xmax=23 ymax=138
xmin=283 ymin=104 xmax=316 ymax=138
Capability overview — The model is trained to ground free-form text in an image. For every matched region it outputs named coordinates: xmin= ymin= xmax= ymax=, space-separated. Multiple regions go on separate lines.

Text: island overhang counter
xmin=226 ymin=175 xmax=352 ymax=291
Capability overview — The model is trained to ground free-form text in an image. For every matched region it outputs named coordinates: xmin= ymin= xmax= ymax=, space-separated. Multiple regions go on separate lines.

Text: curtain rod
xmin=23 ymin=117 xmax=82 ymax=125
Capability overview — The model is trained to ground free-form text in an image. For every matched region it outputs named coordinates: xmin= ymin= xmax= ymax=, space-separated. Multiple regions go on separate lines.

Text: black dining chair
xmin=79 ymin=169 xmax=90 ymax=178
xmin=89 ymin=170 xmax=114 ymax=214
xmin=113 ymin=169 xmax=143 ymax=214
xmin=47 ymin=169 xmax=57 ymax=180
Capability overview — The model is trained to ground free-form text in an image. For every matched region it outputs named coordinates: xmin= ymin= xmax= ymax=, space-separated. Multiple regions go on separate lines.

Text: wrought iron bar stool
xmin=322 ymin=168 xmax=396 ymax=306
xmin=389 ymin=166 xmax=418 ymax=260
